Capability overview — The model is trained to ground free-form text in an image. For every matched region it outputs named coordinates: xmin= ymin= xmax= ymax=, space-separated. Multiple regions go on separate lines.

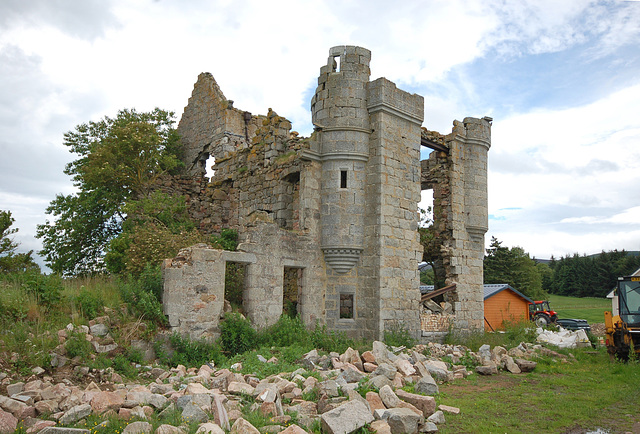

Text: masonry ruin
xmin=162 ymin=46 xmax=491 ymax=342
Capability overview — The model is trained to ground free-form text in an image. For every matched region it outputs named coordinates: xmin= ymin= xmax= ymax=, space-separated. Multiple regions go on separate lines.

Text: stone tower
xmin=311 ymin=46 xmax=371 ymax=273
xmin=307 ymin=46 xmax=425 ymax=338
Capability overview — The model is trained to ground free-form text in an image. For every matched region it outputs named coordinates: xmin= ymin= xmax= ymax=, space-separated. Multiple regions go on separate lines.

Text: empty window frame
xmin=340 ymin=293 xmax=354 ymax=319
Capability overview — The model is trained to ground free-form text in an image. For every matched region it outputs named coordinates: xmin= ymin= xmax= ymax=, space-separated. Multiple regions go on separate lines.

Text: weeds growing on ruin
xmin=383 ymin=321 xmax=416 ymax=348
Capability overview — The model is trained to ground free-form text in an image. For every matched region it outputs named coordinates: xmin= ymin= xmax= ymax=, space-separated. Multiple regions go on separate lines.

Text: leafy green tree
xmin=0 ymin=210 xmax=39 ymax=273
xmin=483 ymin=237 xmax=546 ymax=300
xmin=36 ymin=109 xmax=183 ymax=275
xmin=104 ymin=191 xmax=202 ymax=275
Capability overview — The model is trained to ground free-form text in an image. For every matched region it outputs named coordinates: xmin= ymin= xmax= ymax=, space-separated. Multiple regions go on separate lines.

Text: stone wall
xmin=161 ymin=45 xmax=490 ymax=341
xmin=421 ymin=118 xmax=491 ymax=333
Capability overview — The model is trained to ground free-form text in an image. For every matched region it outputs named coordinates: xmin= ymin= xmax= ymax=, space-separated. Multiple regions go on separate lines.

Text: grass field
xmin=437 ymin=347 xmax=640 ymax=433
xmin=548 ymin=294 xmax=611 ymax=324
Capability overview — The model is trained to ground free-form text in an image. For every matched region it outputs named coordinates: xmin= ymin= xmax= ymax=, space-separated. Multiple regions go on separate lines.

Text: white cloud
xmin=561 ymin=206 xmax=640 ymax=225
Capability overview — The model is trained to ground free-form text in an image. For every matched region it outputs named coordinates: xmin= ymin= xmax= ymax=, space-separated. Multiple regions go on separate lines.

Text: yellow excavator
xmin=604 ymin=276 xmax=640 ymax=360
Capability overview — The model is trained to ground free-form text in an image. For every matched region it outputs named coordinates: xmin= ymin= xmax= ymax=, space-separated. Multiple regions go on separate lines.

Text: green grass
xmin=548 ymin=294 xmax=611 ymax=323
xmin=437 ymin=347 xmax=640 ymax=433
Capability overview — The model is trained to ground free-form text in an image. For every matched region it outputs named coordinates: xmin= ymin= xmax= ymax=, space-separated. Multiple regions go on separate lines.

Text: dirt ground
xmin=590 ymin=322 xmax=606 ymax=336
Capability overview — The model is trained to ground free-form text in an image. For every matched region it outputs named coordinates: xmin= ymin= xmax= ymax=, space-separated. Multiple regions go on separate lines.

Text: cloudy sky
xmin=1 ymin=0 xmax=639 ymax=269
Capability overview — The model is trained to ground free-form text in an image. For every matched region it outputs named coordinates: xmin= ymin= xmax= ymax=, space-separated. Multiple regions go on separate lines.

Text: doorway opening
xmin=283 ymin=267 xmax=303 ymax=318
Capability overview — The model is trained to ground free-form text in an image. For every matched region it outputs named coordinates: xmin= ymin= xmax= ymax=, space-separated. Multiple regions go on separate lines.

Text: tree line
xmin=482 ymin=237 xmax=640 ymax=299
xmin=546 ymin=250 xmax=640 ymax=298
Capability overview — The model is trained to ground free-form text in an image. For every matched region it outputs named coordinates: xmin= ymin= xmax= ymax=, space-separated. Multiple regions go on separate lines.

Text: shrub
xmin=310 ymin=323 xmax=354 ymax=354
xmin=118 ymin=266 xmax=167 ymax=326
xmin=0 ymin=281 xmax=28 ymax=321
xmin=219 ymin=313 xmax=258 ymax=356
xmin=210 ymin=229 xmax=238 ymax=251
xmin=383 ymin=322 xmax=416 ymax=348
xmin=169 ymin=333 xmax=226 ymax=367
xmin=65 ymin=332 xmax=94 ymax=359
xmin=74 ymin=288 xmax=104 ymax=319
xmin=259 ymin=315 xmax=309 ymax=348
xmin=21 ymin=272 xmax=63 ymax=310
xmin=112 ymin=354 xmax=138 ymax=377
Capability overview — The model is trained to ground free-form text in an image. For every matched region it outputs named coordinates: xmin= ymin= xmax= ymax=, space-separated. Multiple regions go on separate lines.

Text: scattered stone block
xmin=381 ymin=407 xmax=423 ymax=434
xmin=121 ymin=421 xmax=152 ymax=434
xmin=370 ymin=420 xmax=392 ymax=434
xmin=365 ymin=392 xmax=385 ymax=415
xmin=0 ymin=408 xmax=17 ymax=434
xmin=515 ymin=359 xmax=537 ymax=372
xmin=278 ymin=425 xmax=308 ymax=434
xmin=396 ymin=389 xmax=436 ymax=417
xmin=427 ymin=410 xmax=445 ymax=424
xmin=195 ymin=423 xmax=225 ymax=434
xmin=438 ymin=404 xmax=460 ymax=414
xmin=39 ymin=428 xmax=90 ymax=434
xmin=59 ymin=404 xmax=92 ymax=425
xmin=6 ymin=383 xmax=24 ymax=397
xmin=181 ymin=403 xmax=209 ymax=424
xmin=230 ymin=417 xmax=260 ymax=434
xmin=378 ymin=385 xmax=400 ymax=408
xmin=321 ymin=400 xmax=373 ymax=434
xmin=414 ymin=375 xmax=439 ymax=395
xmin=475 ymin=365 xmax=498 ymax=375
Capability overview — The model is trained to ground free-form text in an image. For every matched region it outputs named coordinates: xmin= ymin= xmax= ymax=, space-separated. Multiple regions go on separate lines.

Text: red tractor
xmin=528 ymin=300 xmax=558 ymax=327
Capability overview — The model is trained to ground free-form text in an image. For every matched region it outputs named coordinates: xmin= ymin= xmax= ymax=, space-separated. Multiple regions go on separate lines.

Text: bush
xmin=210 ymin=229 xmax=238 ymax=251
xmin=112 ymin=354 xmax=138 ymax=378
xmin=118 ymin=266 xmax=167 ymax=326
xmin=383 ymin=322 xmax=416 ymax=348
xmin=74 ymin=288 xmax=104 ymax=319
xmin=21 ymin=272 xmax=63 ymax=310
xmin=169 ymin=333 xmax=226 ymax=367
xmin=310 ymin=323 xmax=354 ymax=354
xmin=259 ymin=315 xmax=309 ymax=348
xmin=219 ymin=313 xmax=258 ymax=356
xmin=65 ymin=332 xmax=94 ymax=359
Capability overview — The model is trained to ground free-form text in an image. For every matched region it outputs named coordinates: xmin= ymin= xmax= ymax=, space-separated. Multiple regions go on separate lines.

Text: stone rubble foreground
xmin=0 ymin=323 xmax=553 ymax=434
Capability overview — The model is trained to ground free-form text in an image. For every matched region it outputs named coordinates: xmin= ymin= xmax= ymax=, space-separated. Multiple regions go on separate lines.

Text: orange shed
xmin=484 ymin=284 xmax=533 ymax=331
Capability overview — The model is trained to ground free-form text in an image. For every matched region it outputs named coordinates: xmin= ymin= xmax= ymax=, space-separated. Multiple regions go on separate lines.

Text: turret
xmin=311 ymin=46 xmax=372 ymax=273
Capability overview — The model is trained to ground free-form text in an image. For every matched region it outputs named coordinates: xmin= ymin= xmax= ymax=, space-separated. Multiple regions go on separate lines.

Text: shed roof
xmin=420 ymin=283 xmax=534 ymax=303
xmin=484 ymin=283 xmax=534 ymax=303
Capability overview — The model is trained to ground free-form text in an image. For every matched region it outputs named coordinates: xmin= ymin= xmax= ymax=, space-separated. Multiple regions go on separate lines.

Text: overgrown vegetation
xmin=444 ymin=320 xmax=537 ymax=352
xmin=36 ymin=108 xmax=184 ymax=276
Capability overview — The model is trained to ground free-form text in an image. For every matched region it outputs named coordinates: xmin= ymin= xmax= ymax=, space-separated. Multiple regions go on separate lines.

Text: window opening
xmin=332 ymin=55 xmax=341 ymax=72
xmin=283 ymin=267 xmax=302 ymax=318
xmin=340 ymin=170 xmax=348 ymax=188
xmin=340 ymin=293 xmax=354 ymax=319
xmin=225 ymin=262 xmax=246 ymax=313
xmin=205 ymin=155 xmax=216 ymax=180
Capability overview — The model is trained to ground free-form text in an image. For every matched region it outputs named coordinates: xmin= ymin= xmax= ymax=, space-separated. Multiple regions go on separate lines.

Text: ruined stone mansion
xmin=162 ymin=46 xmax=491 ymax=341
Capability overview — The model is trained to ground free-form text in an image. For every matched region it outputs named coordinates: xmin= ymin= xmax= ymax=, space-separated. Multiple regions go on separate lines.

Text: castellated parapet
xmin=161 ymin=45 xmax=490 ymax=341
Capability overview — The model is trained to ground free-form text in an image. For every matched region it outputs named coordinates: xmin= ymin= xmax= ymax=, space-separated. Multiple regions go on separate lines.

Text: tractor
xmin=528 ymin=300 xmax=558 ymax=327
xmin=605 ymin=276 xmax=640 ymax=360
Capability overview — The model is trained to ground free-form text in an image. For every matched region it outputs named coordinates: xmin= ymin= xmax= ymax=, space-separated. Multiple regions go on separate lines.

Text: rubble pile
xmin=420 ymin=300 xmax=455 ymax=333
xmin=0 ymin=321 xmax=555 ymax=434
